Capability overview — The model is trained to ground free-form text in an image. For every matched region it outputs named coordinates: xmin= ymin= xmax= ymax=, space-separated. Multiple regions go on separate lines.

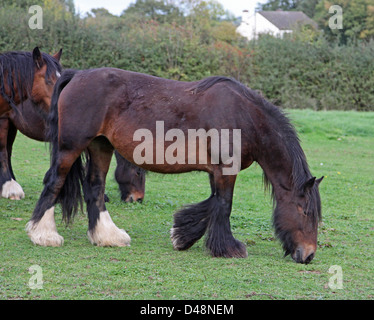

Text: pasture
xmin=0 ymin=109 xmax=373 ymax=300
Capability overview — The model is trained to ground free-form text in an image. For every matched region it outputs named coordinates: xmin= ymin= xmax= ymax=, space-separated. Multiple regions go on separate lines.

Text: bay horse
xmin=0 ymin=47 xmax=62 ymax=116
xmin=26 ymin=68 xmax=323 ymax=264
xmin=0 ymin=99 xmax=146 ymax=202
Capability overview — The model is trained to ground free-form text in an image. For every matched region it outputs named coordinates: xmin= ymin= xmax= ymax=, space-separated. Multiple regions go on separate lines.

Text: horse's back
xmin=58 ymin=67 xmax=256 ymax=142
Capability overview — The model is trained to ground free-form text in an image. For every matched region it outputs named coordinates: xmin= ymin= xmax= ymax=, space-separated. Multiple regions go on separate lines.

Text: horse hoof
xmin=170 ymin=227 xmax=185 ymax=250
xmin=209 ymin=239 xmax=248 ymax=258
xmin=170 ymin=227 xmax=196 ymax=251
xmin=25 ymin=207 xmax=64 ymax=247
xmin=87 ymin=211 xmax=131 ymax=247
xmin=1 ymin=179 xmax=25 ymax=200
xmin=27 ymin=228 xmax=64 ymax=247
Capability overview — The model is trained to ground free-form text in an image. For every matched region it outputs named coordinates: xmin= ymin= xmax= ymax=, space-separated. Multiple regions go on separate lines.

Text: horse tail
xmin=47 ymin=69 xmax=78 ymax=144
xmin=47 ymin=69 xmax=85 ymax=224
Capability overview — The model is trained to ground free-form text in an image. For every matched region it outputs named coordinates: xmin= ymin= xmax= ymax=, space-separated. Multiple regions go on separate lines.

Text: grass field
xmin=0 ymin=109 xmax=373 ymax=300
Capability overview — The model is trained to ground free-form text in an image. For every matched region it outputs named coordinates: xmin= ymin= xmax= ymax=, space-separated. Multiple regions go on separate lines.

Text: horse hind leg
xmin=26 ymin=150 xmax=82 ymax=246
xmin=171 ymin=173 xmax=216 ymax=251
xmin=26 ymin=206 xmax=63 ymax=246
xmin=85 ymin=137 xmax=131 ymax=247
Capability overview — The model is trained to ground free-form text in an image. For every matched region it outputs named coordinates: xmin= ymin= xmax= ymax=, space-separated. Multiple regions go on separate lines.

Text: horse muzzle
xmin=126 ymin=192 xmax=144 ymax=203
xmin=292 ymin=245 xmax=316 ymax=264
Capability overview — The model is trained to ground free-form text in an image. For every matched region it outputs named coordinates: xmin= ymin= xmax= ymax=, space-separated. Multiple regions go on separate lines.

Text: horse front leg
xmin=205 ymin=172 xmax=247 ymax=258
xmin=171 ymin=171 xmax=247 ymax=258
xmin=0 ymin=117 xmax=24 ymax=200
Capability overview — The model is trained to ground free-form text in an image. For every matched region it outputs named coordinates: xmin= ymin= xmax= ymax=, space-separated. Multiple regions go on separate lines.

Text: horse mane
xmin=190 ymin=76 xmax=320 ymax=222
xmin=188 ymin=76 xmax=232 ymax=95
xmin=0 ymin=50 xmax=62 ymax=108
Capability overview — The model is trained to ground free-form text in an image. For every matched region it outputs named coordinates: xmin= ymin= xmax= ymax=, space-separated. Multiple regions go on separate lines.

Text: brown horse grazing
xmin=26 ymin=68 xmax=323 ymax=264
xmin=114 ymin=151 xmax=146 ymax=202
xmin=0 ymin=99 xmax=146 ymax=202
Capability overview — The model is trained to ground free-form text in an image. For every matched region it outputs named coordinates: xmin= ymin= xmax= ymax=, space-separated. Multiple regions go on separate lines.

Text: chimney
xmin=242 ymin=10 xmax=251 ymax=24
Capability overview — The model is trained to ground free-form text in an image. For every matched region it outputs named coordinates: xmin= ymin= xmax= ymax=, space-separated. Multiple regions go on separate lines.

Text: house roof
xmin=259 ymin=11 xmax=318 ymax=30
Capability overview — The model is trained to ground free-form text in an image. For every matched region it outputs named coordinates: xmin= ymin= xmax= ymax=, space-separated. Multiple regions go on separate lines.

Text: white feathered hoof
xmin=87 ymin=211 xmax=131 ymax=247
xmin=1 ymin=179 xmax=25 ymax=200
xmin=26 ymin=207 xmax=64 ymax=247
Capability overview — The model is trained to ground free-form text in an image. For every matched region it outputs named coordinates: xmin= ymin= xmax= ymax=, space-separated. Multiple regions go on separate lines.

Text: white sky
xmin=73 ymin=0 xmax=269 ymax=17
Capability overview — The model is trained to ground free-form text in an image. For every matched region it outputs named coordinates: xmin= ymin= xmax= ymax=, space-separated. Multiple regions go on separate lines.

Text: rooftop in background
xmin=259 ymin=11 xmax=318 ymax=30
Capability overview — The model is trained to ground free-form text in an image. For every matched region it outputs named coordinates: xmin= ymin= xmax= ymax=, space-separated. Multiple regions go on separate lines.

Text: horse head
xmin=31 ymin=47 xmax=62 ymax=113
xmin=273 ymin=176 xmax=324 ymax=264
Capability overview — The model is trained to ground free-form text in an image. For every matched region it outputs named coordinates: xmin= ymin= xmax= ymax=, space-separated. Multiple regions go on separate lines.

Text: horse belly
xmin=110 ymin=123 xmax=220 ymax=174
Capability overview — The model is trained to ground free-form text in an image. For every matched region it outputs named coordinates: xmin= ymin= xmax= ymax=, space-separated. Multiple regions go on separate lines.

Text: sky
xmin=73 ymin=0 xmax=269 ymax=17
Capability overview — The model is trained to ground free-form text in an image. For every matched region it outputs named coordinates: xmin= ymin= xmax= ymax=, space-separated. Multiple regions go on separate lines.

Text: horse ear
xmin=53 ymin=48 xmax=62 ymax=61
xmin=316 ymin=176 xmax=324 ymax=186
xmin=303 ymin=177 xmax=316 ymax=192
xmin=32 ymin=47 xmax=44 ymax=69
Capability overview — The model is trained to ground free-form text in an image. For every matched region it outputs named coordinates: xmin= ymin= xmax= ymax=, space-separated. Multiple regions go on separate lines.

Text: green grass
xmin=0 ymin=110 xmax=373 ymax=300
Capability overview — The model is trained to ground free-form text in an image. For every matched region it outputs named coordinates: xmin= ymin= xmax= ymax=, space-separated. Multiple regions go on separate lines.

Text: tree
xmin=1 ymin=0 xmax=43 ymax=7
xmin=90 ymin=8 xmax=114 ymax=17
xmin=122 ymin=0 xmax=184 ymax=23
xmin=314 ymin=0 xmax=374 ymax=44
xmin=295 ymin=0 xmax=320 ymax=18
xmin=257 ymin=0 xmax=302 ymax=11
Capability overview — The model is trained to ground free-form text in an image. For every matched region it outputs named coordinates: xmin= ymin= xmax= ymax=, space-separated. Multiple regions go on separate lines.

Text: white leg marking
xmin=26 ymin=207 xmax=64 ymax=246
xmin=1 ymin=179 xmax=25 ymax=200
xmin=87 ymin=211 xmax=131 ymax=247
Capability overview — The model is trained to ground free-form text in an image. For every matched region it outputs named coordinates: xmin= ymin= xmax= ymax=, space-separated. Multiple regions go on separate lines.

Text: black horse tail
xmin=47 ymin=69 xmax=78 ymax=144
xmin=47 ymin=69 xmax=85 ymax=224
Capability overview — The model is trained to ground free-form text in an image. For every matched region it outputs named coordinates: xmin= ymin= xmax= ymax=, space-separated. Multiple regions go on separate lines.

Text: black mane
xmin=0 ymin=50 xmax=62 ymax=108
xmin=191 ymin=76 xmax=312 ymax=188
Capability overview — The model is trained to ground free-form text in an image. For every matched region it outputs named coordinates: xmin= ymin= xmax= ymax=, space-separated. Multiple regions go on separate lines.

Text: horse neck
xmin=252 ymin=116 xmax=304 ymax=201
xmin=249 ymin=105 xmax=309 ymax=200
xmin=258 ymin=151 xmax=293 ymax=199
